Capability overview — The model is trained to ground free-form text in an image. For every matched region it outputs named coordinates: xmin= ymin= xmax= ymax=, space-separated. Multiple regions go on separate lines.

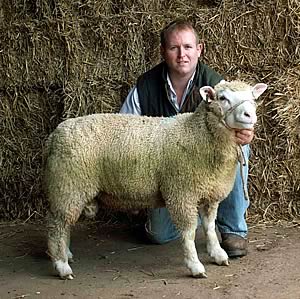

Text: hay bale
xmin=0 ymin=0 xmax=299 ymax=221
xmin=0 ymin=87 xmax=63 ymax=219
xmin=248 ymin=66 xmax=300 ymax=221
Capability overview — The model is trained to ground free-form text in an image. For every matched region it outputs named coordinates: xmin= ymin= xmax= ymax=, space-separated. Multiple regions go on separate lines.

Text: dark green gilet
xmin=137 ymin=61 xmax=223 ymax=117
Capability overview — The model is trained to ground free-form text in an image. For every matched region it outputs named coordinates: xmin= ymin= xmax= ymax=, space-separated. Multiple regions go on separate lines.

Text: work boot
xmin=221 ymin=233 xmax=248 ymax=258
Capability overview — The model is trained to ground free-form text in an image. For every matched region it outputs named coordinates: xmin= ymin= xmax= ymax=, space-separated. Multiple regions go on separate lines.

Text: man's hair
xmin=160 ymin=19 xmax=200 ymax=48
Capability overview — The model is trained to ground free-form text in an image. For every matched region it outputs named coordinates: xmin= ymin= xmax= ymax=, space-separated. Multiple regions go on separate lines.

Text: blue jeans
xmin=145 ymin=145 xmax=250 ymax=244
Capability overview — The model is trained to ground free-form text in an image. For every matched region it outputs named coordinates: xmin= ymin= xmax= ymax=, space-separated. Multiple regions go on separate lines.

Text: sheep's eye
xmin=219 ymin=95 xmax=227 ymax=101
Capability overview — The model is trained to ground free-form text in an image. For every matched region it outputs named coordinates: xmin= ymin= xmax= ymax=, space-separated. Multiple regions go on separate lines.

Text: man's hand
xmin=235 ymin=128 xmax=254 ymax=145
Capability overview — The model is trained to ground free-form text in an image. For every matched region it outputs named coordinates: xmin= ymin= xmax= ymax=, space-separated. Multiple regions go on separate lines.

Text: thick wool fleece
xmin=44 ymin=98 xmax=238 ymax=230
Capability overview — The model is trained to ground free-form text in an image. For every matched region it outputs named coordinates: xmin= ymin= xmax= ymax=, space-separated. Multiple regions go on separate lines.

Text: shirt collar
xmin=166 ymin=71 xmax=196 ymax=91
xmin=166 ymin=70 xmax=196 ymax=110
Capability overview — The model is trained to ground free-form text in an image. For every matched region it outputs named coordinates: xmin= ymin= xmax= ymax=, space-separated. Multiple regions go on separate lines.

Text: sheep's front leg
xmin=199 ymin=203 xmax=229 ymax=266
xmin=181 ymin=226 xmax=207 ymax=278
xmin=164 ymin=199 xmax=206 ymax=278
xmin=47 ymin=212 xmax=74 ymax=280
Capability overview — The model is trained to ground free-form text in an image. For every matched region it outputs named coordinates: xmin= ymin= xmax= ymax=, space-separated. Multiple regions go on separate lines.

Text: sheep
xmin=45 ymin=80 xmax=267 ymax=280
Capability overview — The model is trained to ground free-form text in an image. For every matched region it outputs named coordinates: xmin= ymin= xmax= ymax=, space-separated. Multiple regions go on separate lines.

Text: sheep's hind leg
xmin=66 ymin=228 xmax=74 ymax=263
xmin=83 ymin=199 xmax=99 ymax=219
xmin=199 ymin=203 xmax=229 ymax=266
xmin=47 ymin=212 xmax=74 ymax=280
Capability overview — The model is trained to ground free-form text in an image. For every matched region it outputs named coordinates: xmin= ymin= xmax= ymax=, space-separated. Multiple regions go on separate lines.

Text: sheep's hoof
xmin=222 ymin=259 xmax=229 ymax=266
xmin=60 ymin=273 xmax=75 ymax=280
xmin=214 ymin=259 xmax=229 ymax=266
xmin=193 ymin=272 xmax=208 ymax=279
xmin=54 ymin=260 xmax=74 ymax=280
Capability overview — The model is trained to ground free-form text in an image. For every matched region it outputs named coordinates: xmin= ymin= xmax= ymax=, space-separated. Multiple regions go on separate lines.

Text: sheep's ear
xmin=200 ymin=86 xmax=215 ymax=103
xmin=252 ymin=83 xmax=268 ymax=99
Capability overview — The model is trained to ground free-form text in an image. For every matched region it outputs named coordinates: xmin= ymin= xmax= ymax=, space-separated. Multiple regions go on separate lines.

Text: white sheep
xmin=45 ymin=80 xmax=267 ymax=280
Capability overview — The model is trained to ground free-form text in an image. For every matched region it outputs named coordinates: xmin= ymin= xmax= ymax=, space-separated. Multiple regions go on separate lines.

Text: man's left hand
xmin=235 ymin=128 xmax=254 ymax=145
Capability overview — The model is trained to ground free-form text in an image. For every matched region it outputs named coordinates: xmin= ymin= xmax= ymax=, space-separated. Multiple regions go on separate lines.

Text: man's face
xmin=161 ymin=29 xmax=203 ymax=78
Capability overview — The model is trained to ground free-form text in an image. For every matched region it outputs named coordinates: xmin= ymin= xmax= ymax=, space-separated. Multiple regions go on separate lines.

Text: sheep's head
xmin=199 ymin=80 xmax=267 ymax=130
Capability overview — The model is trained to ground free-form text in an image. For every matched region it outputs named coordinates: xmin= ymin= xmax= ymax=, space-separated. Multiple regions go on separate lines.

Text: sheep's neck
xmin=190 ymin=107 xmax=237 ymax=156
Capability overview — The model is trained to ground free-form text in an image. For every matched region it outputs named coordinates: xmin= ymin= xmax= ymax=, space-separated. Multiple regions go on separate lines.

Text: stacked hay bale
xmin=250 ymin=66 xmax=300 ymax=221
xmin=0 ymin=0 xmax=299 ymax=221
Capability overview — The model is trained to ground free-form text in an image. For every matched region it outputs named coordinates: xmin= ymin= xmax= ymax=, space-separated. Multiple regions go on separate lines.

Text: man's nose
xmin=178 ymin=46 xmax=185 ymax=57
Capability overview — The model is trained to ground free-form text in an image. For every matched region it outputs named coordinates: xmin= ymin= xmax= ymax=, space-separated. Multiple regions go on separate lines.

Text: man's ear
xmin=160 ymin=45 xmax=165 ymax=60
xmin=197 ymin=42 xmax=205 ymax=58
xmin=199 ymin=86 xmax=215 ymax=103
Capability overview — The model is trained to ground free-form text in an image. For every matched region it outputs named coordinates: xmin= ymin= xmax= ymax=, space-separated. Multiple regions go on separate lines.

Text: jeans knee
xmin=149 ymin=235 xmax=169 ymax=245
xmin=145 ymin=228 xmax=180 ymax=245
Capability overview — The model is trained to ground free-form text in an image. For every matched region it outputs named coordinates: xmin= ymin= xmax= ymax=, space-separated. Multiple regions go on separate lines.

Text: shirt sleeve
xmin=119 ymin=86 xmax=142 ymax=115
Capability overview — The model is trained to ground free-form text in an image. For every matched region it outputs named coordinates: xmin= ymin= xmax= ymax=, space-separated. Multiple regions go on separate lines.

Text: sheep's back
xmin=45 ymin=113 xmax=169 ymax=205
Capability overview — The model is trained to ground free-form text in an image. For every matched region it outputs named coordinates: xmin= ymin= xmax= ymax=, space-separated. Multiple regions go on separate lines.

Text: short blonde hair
xmin=160 ymin=19 xmax=200 ymax=48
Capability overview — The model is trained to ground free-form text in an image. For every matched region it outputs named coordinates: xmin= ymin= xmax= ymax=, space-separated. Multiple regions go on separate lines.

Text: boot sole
xmin=225 ymin=249 xmax=247 ymax=258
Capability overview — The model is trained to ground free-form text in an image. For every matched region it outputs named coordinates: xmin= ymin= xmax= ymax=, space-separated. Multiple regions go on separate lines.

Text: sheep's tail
xmin=42 ymin=132 xmax=54 ymax=192
xmin=238 ymin=144 xmax=249 ymax=202
xmin=42 ymin=133 xmax=53 ymax=168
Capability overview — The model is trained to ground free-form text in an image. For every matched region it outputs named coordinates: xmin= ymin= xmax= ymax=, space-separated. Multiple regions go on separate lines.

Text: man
xmin=120 ymin=19 xmax=253 ymax=257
